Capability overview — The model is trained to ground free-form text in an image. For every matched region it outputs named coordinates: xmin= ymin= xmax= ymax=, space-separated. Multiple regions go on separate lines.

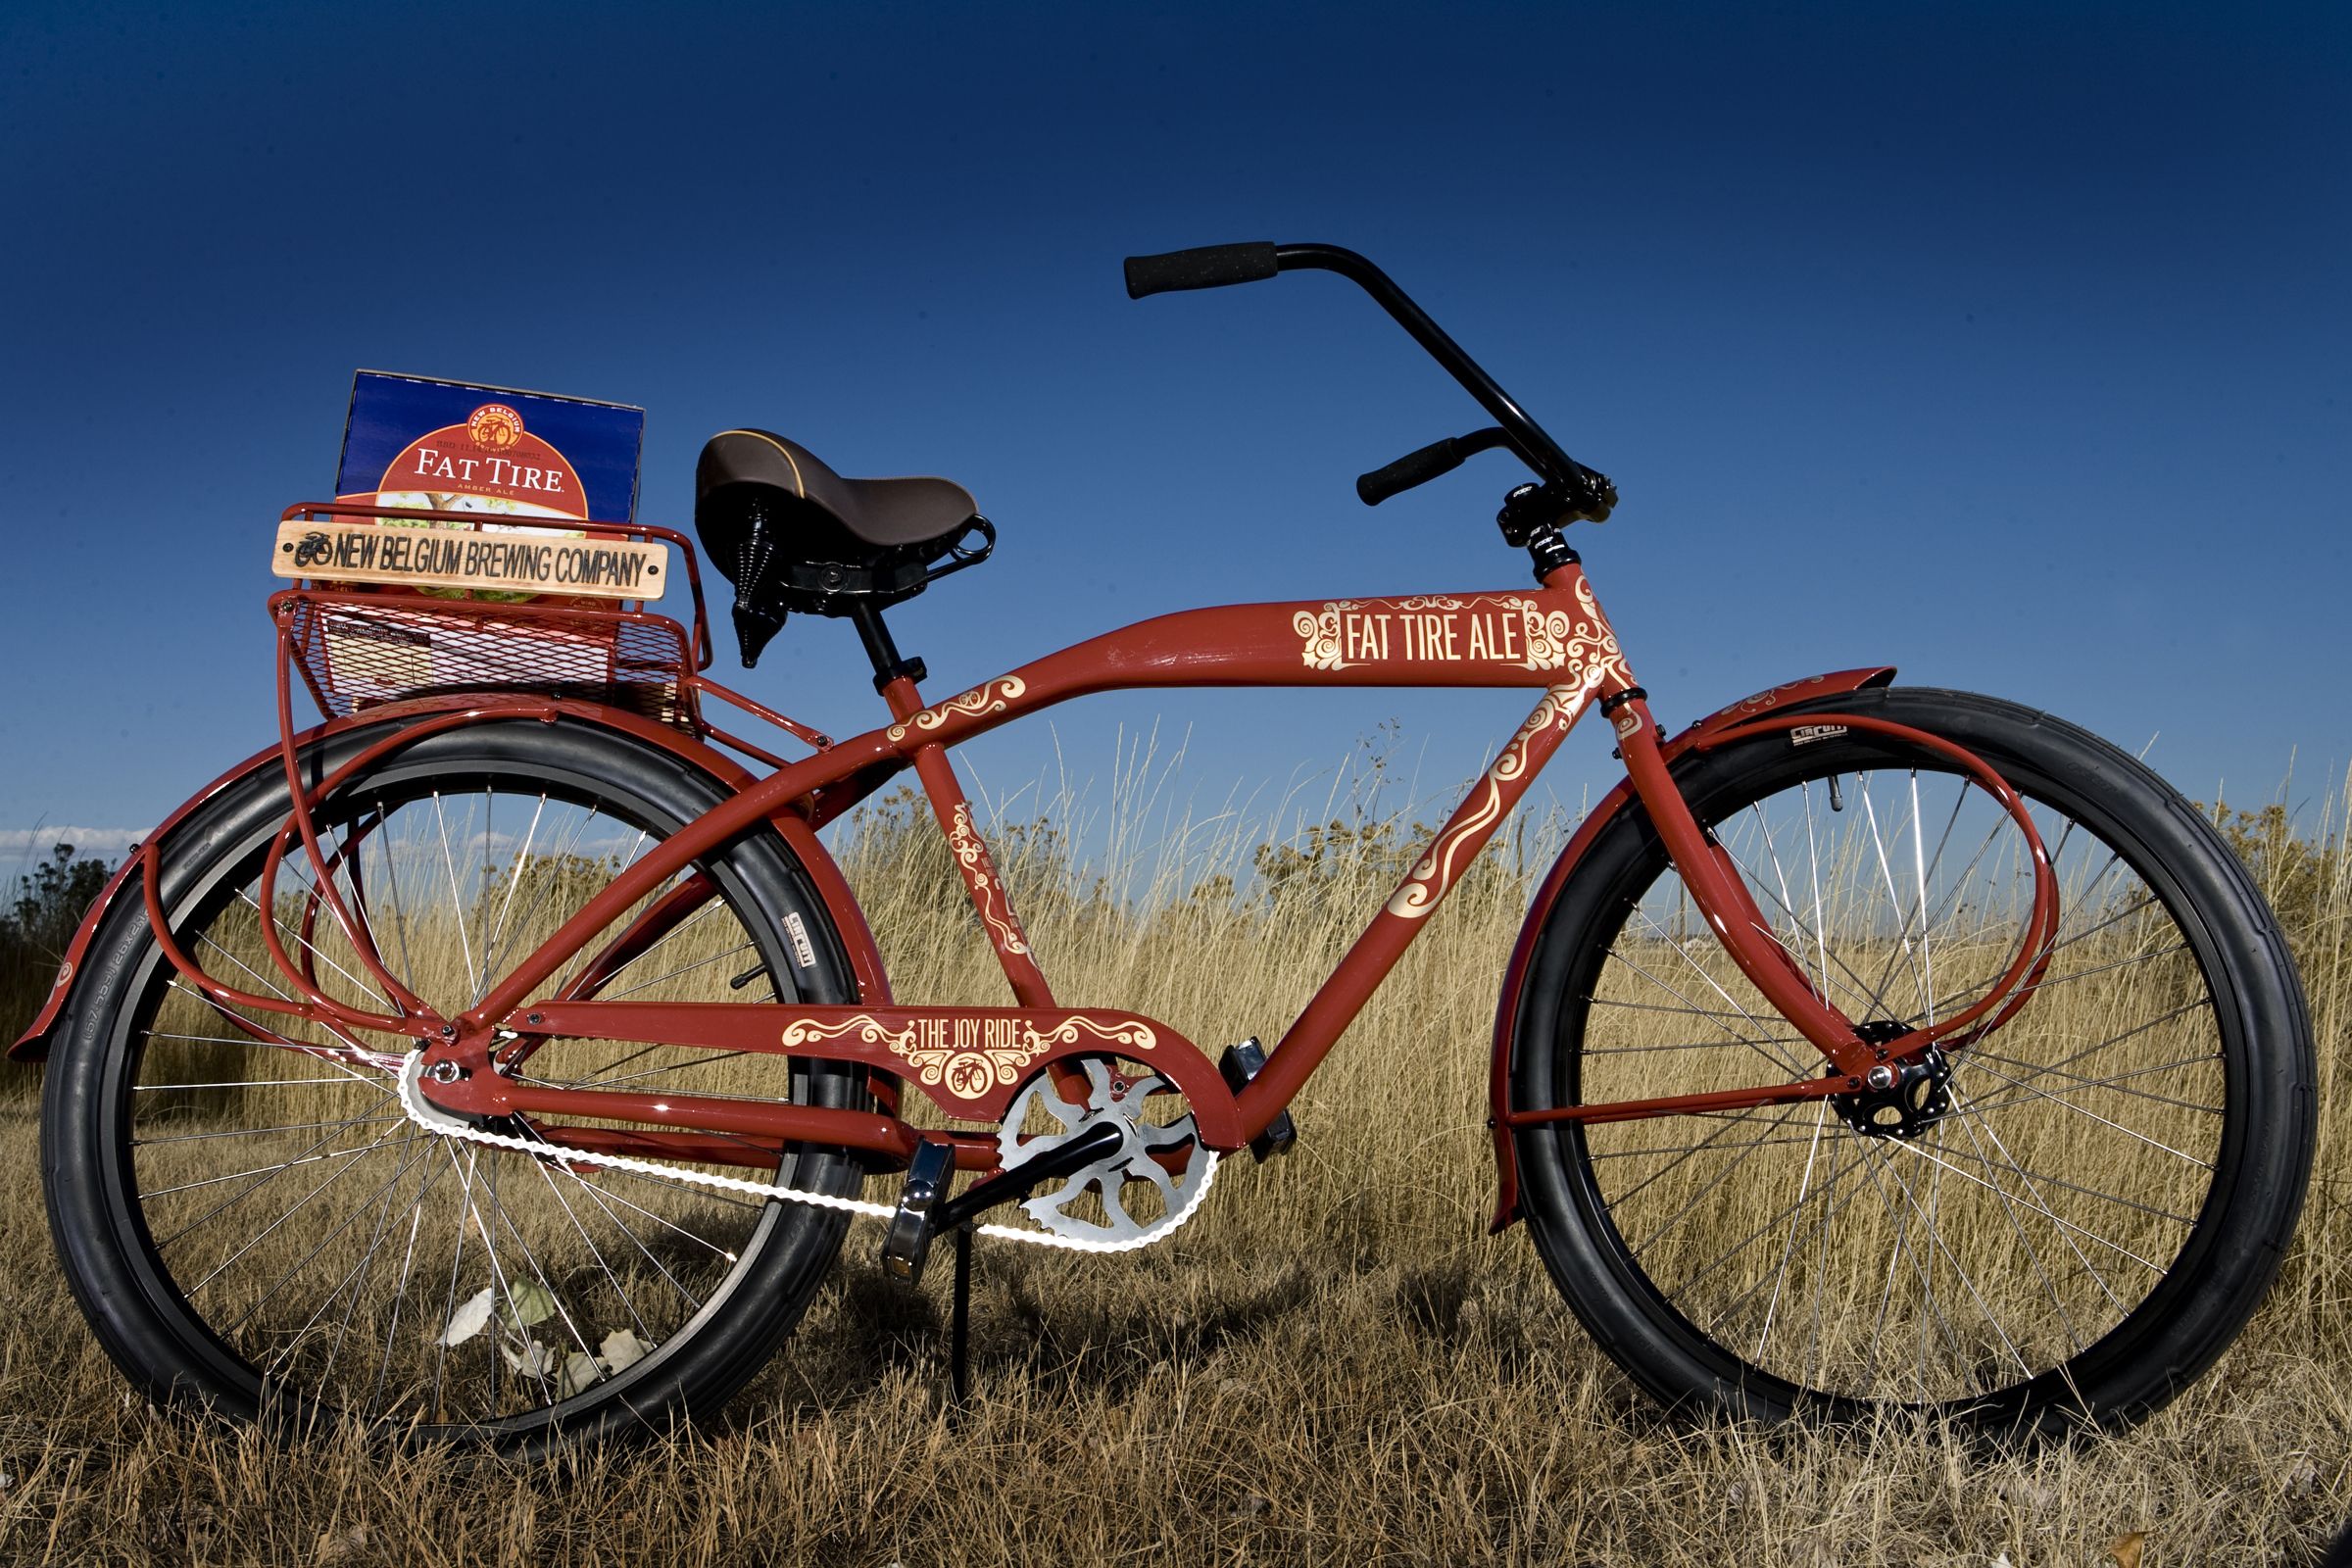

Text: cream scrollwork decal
xmin=1294 ymin=601 xmax=1363 ymax=671
xmin=886 ymin=677 xmax=1028 ymax=743
xmin=1026 ymin=1014 xmax=1157 ymax=1054
xmin=1384 ymin=669 xmax=1610 ymax=921
xmin=779 ymin=1012 xmax=919 ymax=1053
xmin=946 ymin=803 xmax=1032 ymax=956
xmin=1492 ymin=679 xmax=1593 ymax=783
xmin=1711 ymin=674 xmax=1830 ymax=725
xmin=1385 ymin=776 xmax=1512 ymax=921
xmin=1518 ymin=578 xmax=1635 ymax=683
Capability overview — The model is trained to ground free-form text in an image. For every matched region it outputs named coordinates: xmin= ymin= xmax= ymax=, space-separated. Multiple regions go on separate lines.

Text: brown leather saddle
xmin=697 ymin=429 xmax=978 ymax=553
xmin=694 ymin=429 xmax=993 ymax=665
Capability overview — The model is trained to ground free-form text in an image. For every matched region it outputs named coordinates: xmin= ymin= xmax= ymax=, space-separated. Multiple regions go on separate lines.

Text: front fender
xmin=1483 ymin=665 xmax=1895 ymax=1230
xmin=10 ymin=695 xmax=891 ymax=1061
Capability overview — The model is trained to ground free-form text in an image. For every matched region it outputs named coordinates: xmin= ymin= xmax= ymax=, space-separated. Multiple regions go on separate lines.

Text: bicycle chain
xmin=394 ymin=1053 xmax=1219 ymax=1255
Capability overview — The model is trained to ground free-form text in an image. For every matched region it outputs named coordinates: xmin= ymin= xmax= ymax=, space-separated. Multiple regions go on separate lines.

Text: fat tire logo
xmin=292 ymin=531 xmax=335 ymax=568
xmin=1789 ymin=724 xmax=1848 ymax=746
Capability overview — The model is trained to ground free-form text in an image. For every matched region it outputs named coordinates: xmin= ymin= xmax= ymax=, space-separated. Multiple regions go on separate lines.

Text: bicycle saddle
xmin=695 ymin=429 xmax=990 ymax=666
xmin=695 ymin=429 xmax=976 ymax=553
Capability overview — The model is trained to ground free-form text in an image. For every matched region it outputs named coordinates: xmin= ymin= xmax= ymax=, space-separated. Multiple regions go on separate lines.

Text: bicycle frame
xmin=32 ymin=236 xmax=2058 ymax=1196
xmin=120 ymin=547 xmax=2050 ymax=1183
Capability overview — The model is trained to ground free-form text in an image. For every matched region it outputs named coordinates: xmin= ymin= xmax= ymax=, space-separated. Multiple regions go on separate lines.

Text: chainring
xmin=997 ymin=1057 xmax=1205 ymax=1245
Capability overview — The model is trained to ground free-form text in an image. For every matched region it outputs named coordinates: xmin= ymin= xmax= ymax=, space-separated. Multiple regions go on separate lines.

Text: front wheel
xmin=41 ymin=717 xmax=871 ymax=1449
xmin=1509 ymin=687 xmax=2315 ymax=1430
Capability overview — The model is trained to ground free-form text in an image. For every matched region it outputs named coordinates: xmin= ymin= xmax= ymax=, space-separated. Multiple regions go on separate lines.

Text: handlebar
xmin=1123 ymin=242 xmax=1280 ymax=298
xmin=1123 ymin=240 xmax=1617 ymax=521
xmin=1356 ymin=427 xmax=1511 ymax=506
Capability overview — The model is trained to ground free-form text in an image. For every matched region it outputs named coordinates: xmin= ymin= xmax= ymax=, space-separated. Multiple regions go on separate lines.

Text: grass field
xmin=0 ymin=743 xmax=2343 ymax=1567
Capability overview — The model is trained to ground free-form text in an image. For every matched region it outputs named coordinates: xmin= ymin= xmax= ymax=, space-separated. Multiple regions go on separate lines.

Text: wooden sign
xmin=272 ymin=521 xmax=668 ymax=601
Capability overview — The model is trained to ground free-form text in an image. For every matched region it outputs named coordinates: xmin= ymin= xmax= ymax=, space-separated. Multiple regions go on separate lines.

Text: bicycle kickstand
xmin=948 ymin=1222 xmax=973 ymax=1413
xmin=881 ymin=1125 xmax=1125 ymax=1415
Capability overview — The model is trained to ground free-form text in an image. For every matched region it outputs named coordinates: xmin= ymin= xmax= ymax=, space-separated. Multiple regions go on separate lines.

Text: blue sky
xmin=2 ymin=0 xmax=2346 ymax=869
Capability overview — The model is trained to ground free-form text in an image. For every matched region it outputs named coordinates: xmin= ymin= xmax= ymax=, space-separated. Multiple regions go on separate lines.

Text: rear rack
xmin=271 ymin=501 xmax=713 ymax=731
xmin=132 ymin=502 xmax=845 ymax=1060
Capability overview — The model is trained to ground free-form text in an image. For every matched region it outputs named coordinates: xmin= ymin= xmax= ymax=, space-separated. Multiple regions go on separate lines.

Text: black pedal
xmin=881 ymin=1138 xmax=956 ymax=1287
xmin=1218 ymin=1037 xmax=1297 ymax=1162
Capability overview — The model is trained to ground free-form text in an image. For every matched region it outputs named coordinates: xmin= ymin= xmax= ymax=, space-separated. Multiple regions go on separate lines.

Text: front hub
xmin=1832 ymin=1026 xmax=1954 ymax=1140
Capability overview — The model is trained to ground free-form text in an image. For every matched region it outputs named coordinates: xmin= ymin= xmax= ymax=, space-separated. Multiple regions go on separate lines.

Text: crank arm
xmin=882 ymin=1120 xmax=1126 ymax=1284
xmin=937 ymin=1119 xmax=1126 ymax=1232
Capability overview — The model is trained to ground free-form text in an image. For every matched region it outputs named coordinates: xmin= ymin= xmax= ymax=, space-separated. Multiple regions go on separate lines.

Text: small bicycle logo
xmin=291 ymin=531 xmax=335 ymax=567
xmin=466 ymin=403 xmax=524 ymax=450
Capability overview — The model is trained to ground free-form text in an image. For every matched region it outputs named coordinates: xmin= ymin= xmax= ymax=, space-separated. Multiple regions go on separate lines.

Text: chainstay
xmin=394 ymin=1053 xmax=1219 ymax=1255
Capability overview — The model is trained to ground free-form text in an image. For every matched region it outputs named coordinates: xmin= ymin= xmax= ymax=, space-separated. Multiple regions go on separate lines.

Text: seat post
xmin=846 ymin=600 xmax=927 ymax=694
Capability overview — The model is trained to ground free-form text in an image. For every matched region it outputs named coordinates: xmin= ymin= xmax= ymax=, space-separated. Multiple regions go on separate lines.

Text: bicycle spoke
xmin=233 ymin=888 xmax=393 ymax=1009
xmin=1752 ymin=1101 xmax=1831 ymax=1358
xmin=242 ymin=1129 xmax=437 ymax=1346
xmin=1955 ymin=1057 xmax=2216 ymax=1171
xmin=1949 ymin=1087 xmax=2127 ymax=1318
xmin=1856 ymin=774 xmax=1931 ymax=1018
xmin=1602 ymin=1103 xmax=1807 ymax=1213
xmin=144 ymin=1097 xmax=400 ymax=1216
xmin=431 ymin=790 xmax=481 ymax=1004
xmin=1601 ymin=944 xmax=1809 ymax=1079
xmin=476 ymin=791 xmax=548 ymax=1004
xmin=597 ymin=939 xmax=759 ymax=1002
xmin=530 ymin=1156 xmax=655 ymax=1343
xmin=368 ymin=1151 xmax=450 ymax=1418
xmin=180 ymin=1128 xmax=425 ymax=1298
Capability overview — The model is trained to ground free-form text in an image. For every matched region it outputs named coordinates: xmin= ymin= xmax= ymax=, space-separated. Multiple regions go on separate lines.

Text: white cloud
xmin=0 ymin=827 xmax=145 ymax=860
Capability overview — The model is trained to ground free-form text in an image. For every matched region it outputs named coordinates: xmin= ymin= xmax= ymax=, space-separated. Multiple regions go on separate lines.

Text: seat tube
xmin=882 ymin=676 xmax=1055 ymax=1008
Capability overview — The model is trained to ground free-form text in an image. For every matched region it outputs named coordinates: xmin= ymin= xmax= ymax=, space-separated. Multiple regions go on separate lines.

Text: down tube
xmin=1235 ymin=669 xmax=1623 ymax=1139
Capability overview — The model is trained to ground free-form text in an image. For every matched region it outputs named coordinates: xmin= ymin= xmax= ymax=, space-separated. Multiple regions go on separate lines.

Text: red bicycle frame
xmin=117 ymin=546 xmax=2051 ymax=1182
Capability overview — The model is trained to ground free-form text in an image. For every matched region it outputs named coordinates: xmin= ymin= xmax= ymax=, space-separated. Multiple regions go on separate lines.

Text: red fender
xmin=10 ymin=695 xmax=892 ymax=1061
xmin=1484 ymin=666 xmax=1896 ymax=1231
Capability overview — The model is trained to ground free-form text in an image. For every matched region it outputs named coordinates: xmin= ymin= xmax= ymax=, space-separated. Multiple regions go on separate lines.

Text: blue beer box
xmin=336 ymin=371 xmax=645 ymax=524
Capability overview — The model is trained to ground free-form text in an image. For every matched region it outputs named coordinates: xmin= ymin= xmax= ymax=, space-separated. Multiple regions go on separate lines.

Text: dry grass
xmin=0 ymin=744 xmax=2344 ymax=1566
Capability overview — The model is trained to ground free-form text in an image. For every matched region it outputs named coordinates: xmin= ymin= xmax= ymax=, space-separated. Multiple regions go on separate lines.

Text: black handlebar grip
xmin=1356 ymin=434 xmax=1473 ymax=506
xmin=1124 ymin=242 xmax=1281 ymax=300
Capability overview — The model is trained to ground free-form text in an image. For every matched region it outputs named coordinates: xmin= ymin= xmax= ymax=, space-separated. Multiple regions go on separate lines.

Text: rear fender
xmin=1484 ymin=666 xmax=1895 ymax=1230
xmin=10 ymin=696 xmax=890 ymax=1061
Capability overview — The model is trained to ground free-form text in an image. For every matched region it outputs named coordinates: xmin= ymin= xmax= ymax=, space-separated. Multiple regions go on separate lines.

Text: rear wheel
xmin=42 ymin=717 xmax=869 ymax=1448
xmin=1509 ymin=688 xmax=2314 ymax=1430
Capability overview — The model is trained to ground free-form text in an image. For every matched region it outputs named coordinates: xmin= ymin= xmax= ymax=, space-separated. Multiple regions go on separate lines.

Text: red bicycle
xmin=23 ymin=243 xmax=2315 ymax=1447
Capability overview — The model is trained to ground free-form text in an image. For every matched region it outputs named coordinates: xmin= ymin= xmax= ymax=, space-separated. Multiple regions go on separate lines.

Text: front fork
xmin=1615 ymin=698 xmax=2060 ymax=1085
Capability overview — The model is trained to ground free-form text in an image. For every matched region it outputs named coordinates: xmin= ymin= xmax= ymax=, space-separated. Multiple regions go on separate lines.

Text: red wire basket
xmin=271 ymin=503 xmax=713 ymax=731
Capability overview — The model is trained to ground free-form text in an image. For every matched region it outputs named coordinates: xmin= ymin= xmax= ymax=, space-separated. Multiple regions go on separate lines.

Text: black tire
xmin=1509 ymin=687 xmax=2314 ymax=1431
xmin=42 ymin=716 xmax=869 ymax=1449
